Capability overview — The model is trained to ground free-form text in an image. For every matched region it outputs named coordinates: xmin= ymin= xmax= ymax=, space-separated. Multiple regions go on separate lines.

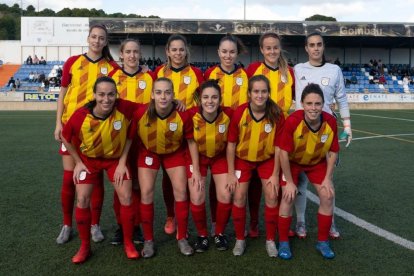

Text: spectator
xmin=350 ymin=73 xmax=358 ymax=84
xmin=26 ymin=55 xmax=33 ymax=65
xmin=7 ymin=77 xmax=16 ymax=90
xmin=33 ymin=71 xmax=39 ymax=82
xmin=33 ymin=55 xmax=39 ymax=65
xmin=39 ymin=56 xmax=47 ymax=65
xmin=378 ymin=74 xmax=387 ymax=84
xmin=28 ymin=72 xmax=35 ymax=82
xmin=38 ymin=71 xmax=46 ymax=83
xmin=15 ymin=78 xmax=21 ymax=89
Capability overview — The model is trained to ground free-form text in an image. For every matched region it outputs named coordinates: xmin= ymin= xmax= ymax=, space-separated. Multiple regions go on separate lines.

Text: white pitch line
xmin=307 ymin=191 xmax=414 ymax=251
xmin=352 ymin=113 xmax=414 ymax=122
xmin=351 ymin=133 xmax=414 ymax=141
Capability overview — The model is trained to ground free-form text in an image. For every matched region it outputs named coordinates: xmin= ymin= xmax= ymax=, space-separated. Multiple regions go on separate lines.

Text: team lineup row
xmin=53 ymin=23 xmax=352 ymax=264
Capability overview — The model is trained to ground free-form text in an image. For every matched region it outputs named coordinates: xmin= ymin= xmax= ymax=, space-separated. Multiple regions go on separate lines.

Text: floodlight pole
xmin=243 ymin=0 xmax=246 ymax=20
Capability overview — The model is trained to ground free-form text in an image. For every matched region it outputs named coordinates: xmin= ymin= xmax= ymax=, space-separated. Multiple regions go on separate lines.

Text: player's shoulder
xmin=204 ymin=65 xmax=218 ymax=77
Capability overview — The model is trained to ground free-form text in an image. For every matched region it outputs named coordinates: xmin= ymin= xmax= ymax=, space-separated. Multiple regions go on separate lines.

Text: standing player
xmin=245 ymin=32 xmax=295 ymax=237
xmin=54 ymin=24 xmax=118 ymax=244
xmin=204 ymin=34 xmax=248 ymax=236
xmin=129 ymin=77 xmax=195 ymax=257
xmin=293 ymin=32 xmax=352 ymax=239
xmin=278 ymin=83 xmax=338 ymax=260
xmin=186 ymin=80 xmax=233 ymax=252
xmin=61 ymin=77 xmax=139 ymax=263
xmin=227 ymin=75 xmax=284 ymax=256
xmin=154 ymin=34 xmax=204 ymax=235
xmin=109 ymin=39 xmax=154 ymax=245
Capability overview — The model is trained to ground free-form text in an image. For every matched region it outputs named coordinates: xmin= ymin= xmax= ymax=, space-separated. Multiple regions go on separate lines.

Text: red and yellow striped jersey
xmin=154 ymin=64 xmax=204 ymax=108
xmin=109 ymin=67 xmax=155 ymax=104
xmin=228 ymin=103 xmax=285 ymax=162
xmin=246 ymin=62 xmax=295 ymax=117
xmin=61 ymin=54 xmax=118 ymax=124
xmin=204 ymin=65 xmax=249 ymax=109
xmin=188 ymin=106 xmax=233 ymax=158
xmin=62 ymin=99 xmax=139 ymax=159
xmin=129 ymin=105 xmax=193 ymax=155
xmin=279 ymin=110 xmax=339 ymax=166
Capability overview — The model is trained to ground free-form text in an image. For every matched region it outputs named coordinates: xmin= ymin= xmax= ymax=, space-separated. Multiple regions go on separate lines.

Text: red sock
xmin=190 ymin=202 xmax=208 ymax=237
xmin=215 ymin=201 xmax=232 ymax=235
xmin=317 ymin=213 xmax=333 ymax=242
xmin=264 ymin=205 xmax=279 ymax=241
xmin=140 ymin=202 xmax=154 ymax=241
xmin=248 ymin=175 xmax=262 ymax=228
xmin=120 ymin=204 xmax=135 ymax=246
xmin=175 ymin=200 xmax=189 ymax=240
xmin=132 ymin=189 xmax=141 ymax=226
xmin=61 ymin=170 xmax=75 ymax=226
xmin=232 ymin=205 xmax=246 ymax=240
xmin=90 ymin=174 xmax=104 ymax=225
xmin=113 ymin=191 xmax=121 ymax=224
xmin=162 ymin=170 xmax=175 ymax=217
xmin=209 ymin=178 xmax=217 ymax=223
xmin=278 ymin=216 xmax=292 ymax=242
xmin=75 ymin=207 xmax=91 ymax=248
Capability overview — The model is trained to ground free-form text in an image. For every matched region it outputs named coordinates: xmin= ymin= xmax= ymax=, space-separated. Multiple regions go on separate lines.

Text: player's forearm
xmin=187 ymin=139 xmax=200 ymax=172
xmin=280 ymin=150 xmax=294 ymax=184
xmin=226 ymin=142 xmax=236 ymax=175
xmin=325 ymin=151 xmax=337 ymax=180
xmin=56 ymin=87 xmax=68 ymax=124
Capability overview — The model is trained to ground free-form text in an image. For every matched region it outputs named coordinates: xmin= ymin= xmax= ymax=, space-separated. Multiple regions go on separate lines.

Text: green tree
xmin=38 ymin=8 xmax=56 ymax=16
xmin=305 ymin=14 xmax=337 ymax=21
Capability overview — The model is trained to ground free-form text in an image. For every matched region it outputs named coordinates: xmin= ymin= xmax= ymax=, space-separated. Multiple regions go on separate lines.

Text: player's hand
xmin=226 ymin=173 xmax=239 ymax=193
xmin=54 ymin=123 xmax=62 ymax=142
xmin=282 ymin=181 xmax=297 ymax=202
xmin=114 ymin=163 xmax=130 ymax=187
xmin=266 ymin=174 xmax=279 ymax=199
xmin=73 ymin=162 xmax=90 ymax=184
xmin=174 ymin=99 xmax=186 ymax=112
xmin=191 ymin=170 xmax=203 ymax=191
xmin=343 ymin=119 xmax=352 ymax=147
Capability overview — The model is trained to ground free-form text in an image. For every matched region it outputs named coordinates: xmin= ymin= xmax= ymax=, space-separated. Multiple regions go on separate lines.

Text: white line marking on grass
xmin=307 ymin=191 xmax=414 ymax=251
xmin=339 ymin=133 xmax=414 ymax=143
xmin=352 ymin=113 xmax=414 ymax=122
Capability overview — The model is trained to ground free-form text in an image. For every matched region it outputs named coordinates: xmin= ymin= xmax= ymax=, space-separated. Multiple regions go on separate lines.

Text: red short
xmin=137 ymin=146 xmax=186 ymax=170
xmin=77 ymin=156 xmax=131 ymax=184
xmin=58 ymin=142 xmax=70 ymax=156
xmin=234 ymin=157 xmax=275 ymax=183
xmin=280 ymin=161 xmax=327 ymax=186
xmin=185 ymin=150 xmax=228 ymax=177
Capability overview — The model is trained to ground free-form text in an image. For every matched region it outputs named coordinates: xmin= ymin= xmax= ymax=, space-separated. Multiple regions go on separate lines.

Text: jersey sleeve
xmin=108 ymin=67 xmax=119 ymax=78
xmin=326 ymin=113 xmax=340 ymax=152
xmin=127 ymin=105 xmax=147 ymax=140
xmin=222 ymin=106 xmax=234 ymax=119
xmin=245 ymin=62 xmax=261 ymax=78
xmin=227 ymin=105 xmax=245 ymax=143
xmin=60 ymin=55 xmax=80 ymax=87
xmin=203 ymin=66 xmax=215 ymax=80
xmin=117 ymin=99 xmax=142 ymax=120
xmin=109 ymin=60 xmax=120 ymax=70
xmin=61 ymin=108 xmax=86 ymax=143
xmin=279 ymin=114 xmax=297 ymax=153
xmin=154 ymin=65 xmax=164 ymax=78
xmin=334 ymin=66 xmax=350 ymax=118
xmin=288 ymin=66 xmax=295 ymax=99
xmin=191 ymin=66 xmax=205 ymax=85
xmin=181 ymin=110 xmax=194 ymax=140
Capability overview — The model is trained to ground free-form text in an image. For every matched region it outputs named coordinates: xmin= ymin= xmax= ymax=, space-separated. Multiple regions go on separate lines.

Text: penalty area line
xmin=307 ymin=191 xmax=414 ymax=251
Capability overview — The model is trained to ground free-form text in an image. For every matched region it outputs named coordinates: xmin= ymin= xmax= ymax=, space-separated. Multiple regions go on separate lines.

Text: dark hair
xmin=147 ymin=77 xmax=174 ymax=121
xmin=164 ymin=34 xmax=190 ymax=71
xmin=259 ymin=32 xmax=289 ymax=83
xmin=300 ymin=83 xmax=325 ymax=103
xmin=93 ymin=76 xmax=117 ymax=93
xmin=119 ymin=39 xmax=141 ymax=63
xmin=219 ymin=34 xmax=247 ymax=55
xmin=88 ymin=23 xmax=114 ymax=61
xmin=193 ymin=79 xmax=221 ymax=106
xmin=248 ymin=75 xmax=282 ymax=126
xmin=305 ymin=32 xmax=326 ymax=64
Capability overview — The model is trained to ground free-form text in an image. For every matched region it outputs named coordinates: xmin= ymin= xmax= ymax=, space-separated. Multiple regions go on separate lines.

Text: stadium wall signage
xmin=24 ymin=93 xmax=60 ymax=102
xmin=347 ymin=93 xmax=414 ymax=103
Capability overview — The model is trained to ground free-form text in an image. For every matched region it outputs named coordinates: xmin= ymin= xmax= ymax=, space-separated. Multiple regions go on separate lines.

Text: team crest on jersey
xmin=100 ymin=67 xmax=108 ymax=75
xmin=138 ymin=80 xmax=146 ymax=89
xmin=169 ymin=122 xmax=178 ymax=131
xmin=145 ymin=156 xmax=153 ymax=166
xmin=236 ymin=77 xmax=243 ymax=86
xmin=321 ymin=134 xmax=328 ymax=143
xmin=183 ymin=76 xmax=191 ymax=85
xmin=264 ymin=123 xmax=272 ymax=133
xmin=218 ymin=124 xmax=226 ymax=133
xmin=321 ymin=77 xmax=330 ymax=86
xmin=113 ymin=120 xmax=122 ymax=130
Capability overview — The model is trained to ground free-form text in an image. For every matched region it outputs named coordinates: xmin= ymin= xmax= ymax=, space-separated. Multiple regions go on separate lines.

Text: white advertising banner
xmin=347 ymin=93 xmax=414 ymax=103
xmin=21 ymin=17 xmax=89 ymax=46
